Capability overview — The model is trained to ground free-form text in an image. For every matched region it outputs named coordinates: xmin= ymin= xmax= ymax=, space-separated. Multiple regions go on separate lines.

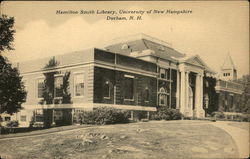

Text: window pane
xmin=5 ymin=117 xmax=11 ymax=121
xmin=38 ymin=79 xmax=44 ymax=98
xmin=54 ymin=110 xmax=63 ymax=120
xmin=166 ymin=69 xmax=170 ymax=80
xmin=160 ymin=68 xmax=165 ymax=79
xmin=35 ymin=109 xmax=44 ymax=122
xmin=20 ymin=115 xmax=26 ymax=122
xmin=159 ymin=94 xmax=166 ymax=105
xmin=145 ymin=88 xmax=149 ymax=101
xmin=75 ymin=74 xmax=84 ymax=96
xmin=124 ymin=77 xmax=133 ymax=99
xmin=103 ymin=81 xmax=110 ymax=98
xmin=55 ymin=76 xmax=63 ymax=97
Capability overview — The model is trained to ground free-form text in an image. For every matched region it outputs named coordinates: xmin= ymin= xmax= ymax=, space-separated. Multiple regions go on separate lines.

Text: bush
xmin=6 ymin=120 xmax=19 ymax=127
xmin=211 ymin=111 xmax=225 ymax=119
xmin=79 ymin=107 xmax=130 ymax=125
xmin=241 ymin=115 xmax=250 ymax=122
xmin=151 ymin=107 xmax=183 ymax=120
xmin=133 ymin=111 xmax=148 ymax=120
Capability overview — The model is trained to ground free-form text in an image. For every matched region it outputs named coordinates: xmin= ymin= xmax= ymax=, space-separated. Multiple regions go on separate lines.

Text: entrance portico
xmin=178 ymin=56 xmax=207 ymax=118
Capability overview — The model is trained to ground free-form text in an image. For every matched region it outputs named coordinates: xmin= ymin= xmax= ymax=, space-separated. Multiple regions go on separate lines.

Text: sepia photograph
xmin=0 ymin=1 xmax=249 ymax=159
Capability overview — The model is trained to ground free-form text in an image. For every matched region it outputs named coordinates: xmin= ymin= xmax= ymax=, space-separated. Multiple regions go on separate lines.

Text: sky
xmin=1 ymin=1 xmax=249 ymax=77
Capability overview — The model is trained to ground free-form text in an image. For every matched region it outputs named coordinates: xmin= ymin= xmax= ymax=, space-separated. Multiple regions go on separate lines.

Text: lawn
xmin=0 ymin=120 xmax=238 ymax=159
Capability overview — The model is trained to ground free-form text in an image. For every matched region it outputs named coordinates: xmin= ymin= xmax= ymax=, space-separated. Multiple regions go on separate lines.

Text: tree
xmin=0 ymin=56 xmax=27 ymax=114
xmin=0 ymin=15 xmax=15 ymax=53
xmin=203 ymin=76 xmax=219 ymax=115
xmin=39 ymin=58 xmax=72 ymax=127
xmin=62 ymin=71 xmax=72 ymax=104
xmin=39 ymin=57 xmax=59 ymax=105
xmin=234 ymin=75 xmax=250 ymax=113
xmin=39 ymin=57 xmax=72 ymax=105
xmin=0 ymin=15 xmax=26 ymax=115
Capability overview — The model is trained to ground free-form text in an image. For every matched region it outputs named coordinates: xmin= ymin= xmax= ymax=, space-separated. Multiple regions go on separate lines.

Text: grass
xmin=0 ymin=120 xmax=238 ymax=159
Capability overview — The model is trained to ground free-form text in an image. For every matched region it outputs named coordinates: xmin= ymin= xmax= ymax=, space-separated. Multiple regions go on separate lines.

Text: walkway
xmin=211 ymin=121 xmax=249 ymax=158
xmin=0 ymin=124 xmax=93 ymax=141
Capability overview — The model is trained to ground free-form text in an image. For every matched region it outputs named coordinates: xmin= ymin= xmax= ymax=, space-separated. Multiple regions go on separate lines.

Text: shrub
xmin=211 ymin=111 xmax=225 ymax=119
xmin=241 ymin=115 xmax=250 ymax=122
xmin=133 ymin=111 xmax=148 ymax=120
xmin=6 ymin=120 xmax=19 ymax=127
xmin=79 ymin=107 xmax=130 ymax=125
xmin=151 ymin=107 xmax=183 ymax=120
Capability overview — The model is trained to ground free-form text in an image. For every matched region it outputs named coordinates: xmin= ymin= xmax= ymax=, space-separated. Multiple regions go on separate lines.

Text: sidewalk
xmin=0 ymin=124 xmax=93 ymax=141
xmin=211 ymin=121 xmax=249 ymax=158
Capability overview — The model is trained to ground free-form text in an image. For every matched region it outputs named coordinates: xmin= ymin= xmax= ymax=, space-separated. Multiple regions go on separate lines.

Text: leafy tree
xmin=62 ymin=71 xmax=72 ymax=104
xmin=234 ymin=75 xmax=250 ymax=113
xmin=203 ymin=76 xmax=219 ymax=115
xmin=0 ymin=15 xmax=26 ymax=115
xmin=40 ymin=57 xmax=59 ymax=105
xmin=39 ymin=58 xmax=72 ymax=127
xmin=0 ymin=56 xmax=26 ymax=114
xmin=40 ymin=57 xmax=72 ymax=105
xmin=0 ymin=15 xmax=15 ymax=53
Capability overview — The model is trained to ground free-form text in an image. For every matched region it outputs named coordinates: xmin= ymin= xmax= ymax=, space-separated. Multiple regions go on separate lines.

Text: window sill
xmin=158 ymin=78 xmax=172 ymax=82
xmin=54 ymin=97 xmax=63 ymax=99
xmin=124 ymin=99 xmax=134 ymax=102
xmin=73 ymin=96 xmax=84 ymax=99
xmin=104 ymin=97 xmax=111 ymax=99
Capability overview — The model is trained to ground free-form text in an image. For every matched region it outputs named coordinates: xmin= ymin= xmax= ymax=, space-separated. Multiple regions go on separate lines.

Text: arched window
xmin=121 ymin=44 xmax=129 ymax=50
xmin=103 ymin=80 xmax=111 ymax=99
xmin=204 ymin=93 xmax=209 ymax=109
xmin=159 ymin=87 xmax=167 ymax=106
xmin=124 ymin=75 xmax=134 ymax=100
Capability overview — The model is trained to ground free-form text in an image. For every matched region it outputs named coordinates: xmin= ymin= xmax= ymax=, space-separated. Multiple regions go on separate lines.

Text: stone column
xmin=195 ymin=74 xmax=200 ymax=117
xmin=200 ymin=74 xmax=205 ymax=117
xmin=185 ymin=71 xmax=189 ymax=116
xmin=176 ymin=71 xmax=180 ymax=109
xmin=180 ymin=71 xmax=186 ymax=114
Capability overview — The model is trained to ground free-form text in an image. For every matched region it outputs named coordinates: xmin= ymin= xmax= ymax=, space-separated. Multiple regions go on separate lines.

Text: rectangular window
xmin=37 ymin=79 xmax=44 ymax=98
xmin=20 ymin=115 xmax=26 ymax=122
xmin=230 ymin=95 xmax=234 ymax=108
xmin=103 ymin=80 xmax=111 ymax=98
xmin=54 ymin=110 xmax=63 ymax=120
xmin=35 ymin=109 xmax=43 ymax=122
xmin=166 ymin=69 xmax=170 ymax=80
xmin=160 ymin=68 xmax=165 ymax=79
xmin=145 ymin=88 xmax=149 ymax=102
xmin=55 ymin=76 xmax=63 ymax=98
xmin=124 ymin=76 xmax=134 ymax=100
xmin=159 ymin=94 xmax=166 ymax=106
xmin=74 ymin=74 xmax=84 ymax=97
xmin=5 ymin=117 xmax=11 ymax=121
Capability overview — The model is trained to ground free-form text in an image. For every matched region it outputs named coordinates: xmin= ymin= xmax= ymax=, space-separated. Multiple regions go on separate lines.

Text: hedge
xmin=151 ymin=107 xmax=183 ymax=120
xmin=78 ymin=107 xmax=130 ymax=125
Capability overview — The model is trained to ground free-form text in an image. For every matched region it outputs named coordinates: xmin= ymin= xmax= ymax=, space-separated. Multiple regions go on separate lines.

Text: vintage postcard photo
xmin=0 ymin=1 xmax=249 ymax=159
